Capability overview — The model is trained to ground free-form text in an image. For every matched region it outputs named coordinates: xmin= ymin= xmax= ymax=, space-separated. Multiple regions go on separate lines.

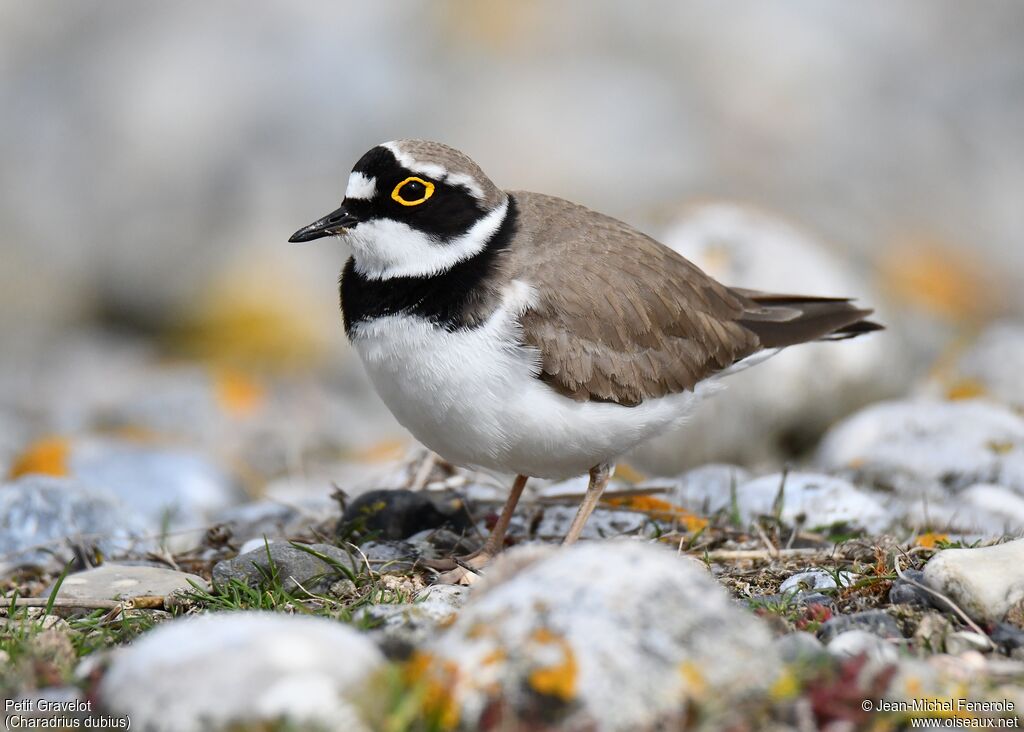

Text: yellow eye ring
xmin=391 ymin=176 xmax=435 ymax=206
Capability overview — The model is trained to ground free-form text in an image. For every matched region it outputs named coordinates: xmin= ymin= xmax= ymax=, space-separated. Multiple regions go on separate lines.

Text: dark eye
xmin=391 ymin=177 xmax=434 ymax=206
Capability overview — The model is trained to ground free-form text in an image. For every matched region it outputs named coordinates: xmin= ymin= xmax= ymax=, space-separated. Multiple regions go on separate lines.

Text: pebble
xmin=212 ymin=542 xmax=358 ymax=594
xmin=944 ymin=631 xmax=994 ymax=655
xmin=826 ymin=630 xmax=899 ymax=668
xmin=10 ymin=436 xmax=242 ymax=537
xmin=818 ymin=610 xmax=903 ymax=643
xmin=534 ymin=505 xmax=649 ymax=540
xmin=215 ymin=497 xmax=338 ymax=546
xmin=44 ymin=564 xmax=208 ymax=600
xmin=774 ymin=631 xmax=829 ymax=665
xmin=358 ymin=539 xmax=420 ymax=571
xmin=930 ymin=320 xmax=1024 ymax=408
xmin=97 ymin=611 xmax=383 ymax=731
xmin=660 ymin=463 xmax=752 ymax=515
xmin=358 ymin=585 xmax=469 ymax=659
xmin=780 ymin=569 xmax=856 ymax=595
xmin=421 ymin=541 xmax=780 ymax=731
xmin=922 ymin=538 xmax=1024 ymax=622
xmin=989 ymin=623 xmax=1024 ymax=656
xmin=337 ymin=489 xmax=473 ymax=540
xmin=0 ymin=475 xmax=151 ymax=573
xmin=817 ymin=399 xmax=1024 ymax=496
xmin=732 ymin=472 xmax=889 ymax=533
xmin=913 ymin=613 xmax=954 ymax=654
xmin=889 ymin=568 xmax=935 ymax=608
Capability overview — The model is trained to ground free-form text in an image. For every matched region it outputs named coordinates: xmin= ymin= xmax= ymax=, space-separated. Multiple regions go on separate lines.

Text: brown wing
xmin=501 ymin=192 xmax=880 ymax=407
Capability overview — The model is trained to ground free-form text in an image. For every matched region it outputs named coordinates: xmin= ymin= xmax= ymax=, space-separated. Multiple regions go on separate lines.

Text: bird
xmin=290 ymin=140 xmax=882 ymax=583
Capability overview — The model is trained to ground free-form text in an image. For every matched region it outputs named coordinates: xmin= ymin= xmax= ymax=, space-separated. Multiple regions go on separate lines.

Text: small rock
xmin=780 ymin=569 xmax=856 ymax=595
xmin=358 ymin=539 xmax=420 ymax=571
xmin=945 ymin=631 xmax=993 ymax=655
xmin=359 ymin=585 xmax=469 ymax=658
xmin=238 ymin=537 xmax=274 ymax=555
xmin=0 ymin=475 xmax=152 ymax=572
xmin=422 ymin=541 xmax=780 ymax=730
xmin=212 ymin=542 xmax=358 ymax=593
xmin=960 ymin=484 xmax=1024 ymax=532
xmin=406 ymin=528 xmax=481 ymax=558
xmin=818 ymin=610 xmax=903 ymax=643
xmin=10 ymin=437 xmax=242 ymax=538
xmin=913 ymin=613 xmax=954 ymax=654
xmin=929 ymin=320 xmax=1024 ymax=409
xmin=827 ymin=630 xmax=899 ymax=668
xmin=45 ymin=564 xmax=208 ymax=600
xmin=889 ymin=569 xmax=935 ymax=607
xmin=660 ymin=463 xmax=752 ymax=515
xmin=774 ymin=631 xmax=829 ymax=665
xmin=990 ymin=623 xmax=1024 ymax=655
xmin=817 ymin=399 xmax=1024 ymax=496
xmin=923 ymin=538 xmax=1024 ymax=622
xmin=733 ymin=472 xmax=889 ymax=533
xmin=337 ymin=489 xmax=473 ymax=540
xmin=215 ymin=497 xmax=338 ymax=546
xmin=534 ymin=505 xmax=649 ymax=540
xmin=97 ymin=612 xmax=383 ymax=731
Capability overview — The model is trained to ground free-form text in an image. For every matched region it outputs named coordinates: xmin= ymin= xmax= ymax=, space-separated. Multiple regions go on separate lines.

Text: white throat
xmin=347 ymin=197 xmax=509 ymax=280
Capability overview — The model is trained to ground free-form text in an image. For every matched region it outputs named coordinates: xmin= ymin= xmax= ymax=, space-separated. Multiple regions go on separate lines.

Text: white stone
xmin=817 ymin=399 xmax=1024 ymax=495
xmin=733 ymin=472 xmax=889 ymax=532
xmin=925 ymin=320 xmax=1024 ymax=408
xmin=905 ymin=484 xmax=1024 ymax=535
xmin=425 ymin=541 xmax=780 ymax=731
xmin=98 ymin=612 xmax=383 ymax=732
xmin=923 ymin=539 xmax=1024 ymax=623
xmin=0 ymin=476 xmax=152 ymax=572
xmin=780 ymin=569 xmax=857 ymax=594
xmin=67 ymin=437 xmax=242 ymax=533
xmin=659 ymin=463 xmax=752 ymax=515
xmin=630 ymin=202 xmax=899 ymax=472
xmin=46 ymin=564 xmax=208 ymax=600
xmin=827 ymin=630 xmax=899 ymax=667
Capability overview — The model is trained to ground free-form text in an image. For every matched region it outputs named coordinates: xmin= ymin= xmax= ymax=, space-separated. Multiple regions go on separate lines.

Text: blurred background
xmin=2 ymin=0 xmax=1023 ymax=499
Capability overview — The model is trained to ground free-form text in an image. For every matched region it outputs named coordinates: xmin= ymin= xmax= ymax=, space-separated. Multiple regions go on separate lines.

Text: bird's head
xmin=289 ymin=140 xmax=508 ymax=279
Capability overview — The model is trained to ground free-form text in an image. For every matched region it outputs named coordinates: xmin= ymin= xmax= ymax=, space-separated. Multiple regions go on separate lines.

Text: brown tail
xmin=732 ymin=288 xmax=883 ymax=348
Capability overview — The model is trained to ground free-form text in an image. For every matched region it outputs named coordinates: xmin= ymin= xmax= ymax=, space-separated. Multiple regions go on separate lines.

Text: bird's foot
xmin=433 ymin=551 xmax=494 ymax=586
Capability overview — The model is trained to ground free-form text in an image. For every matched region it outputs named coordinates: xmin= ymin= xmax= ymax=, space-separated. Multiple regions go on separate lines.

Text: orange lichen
xmin=915 ymin=533 xmax=949 ymax=549
xmin=213 ymin=367 xmax=266 ymax=417
xmin=678 ymin=661 xmax=707 ymax=696
xmin=945 ymin=378 xmax=988 ymax=401
xmin=527 ymin=628 xmax=578 ymax=702
xmin=404 ymin=651 xmax=460 ymax=729
xmin=480 ymin=648 xmax=507 ymax=667
xmin=8 ymin=437 xmax=71 ymax=479
xmin=878 ymin=238 xmax=997 ymax=323
xmin=602 ymin=495 xmax=709 ymax=532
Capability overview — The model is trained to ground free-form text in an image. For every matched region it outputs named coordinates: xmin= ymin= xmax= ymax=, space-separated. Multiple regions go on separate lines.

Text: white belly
xmin=349 ymin=300 xmax=719 ymax=479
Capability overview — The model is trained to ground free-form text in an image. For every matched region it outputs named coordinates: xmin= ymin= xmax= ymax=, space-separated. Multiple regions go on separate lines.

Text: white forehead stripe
xmin=382 ymin=142 xmax=484 ymax=202
xmin=345 ymin=172 xmax=376 ymax=200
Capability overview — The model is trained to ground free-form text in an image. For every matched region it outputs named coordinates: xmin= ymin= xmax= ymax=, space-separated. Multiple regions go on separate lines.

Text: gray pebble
xmin=818 ymin=610 xmax=903 ymax=643
xmin=888 ymin=569 xmax=934 ymax=607
xmin=212 ymin=542 xmax=357 ymax=593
